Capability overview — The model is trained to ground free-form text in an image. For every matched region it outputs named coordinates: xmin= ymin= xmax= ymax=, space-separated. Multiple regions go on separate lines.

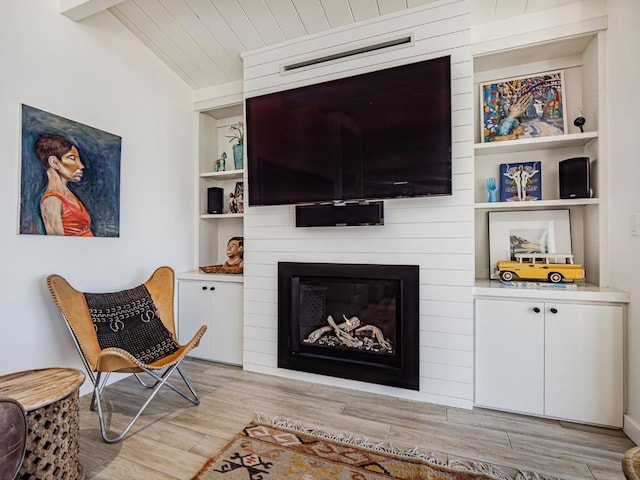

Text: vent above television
xmin=282 ymin=36 xmax=413 ymax=72
xmin=246 ymin=55 xmax=452 ymax=207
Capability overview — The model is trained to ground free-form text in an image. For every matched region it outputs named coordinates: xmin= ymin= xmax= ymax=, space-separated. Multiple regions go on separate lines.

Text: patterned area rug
xmin=191 ymin=414 xmax=558 ymax=480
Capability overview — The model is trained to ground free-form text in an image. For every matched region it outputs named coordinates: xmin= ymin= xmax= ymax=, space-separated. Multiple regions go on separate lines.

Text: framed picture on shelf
xmin=228 ymin=181 xmax=244 ymax=214
xmin=499 ymin=161 xmax=541 ymax=202
xmin=481 ymin=70 xmax=567 ymax=143
xmin=488 ymin=209 xmax=572 ymax=279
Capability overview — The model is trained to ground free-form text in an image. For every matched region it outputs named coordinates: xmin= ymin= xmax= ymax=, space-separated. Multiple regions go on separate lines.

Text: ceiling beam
xmin=59 ymin=0 xmax=126 ymax=21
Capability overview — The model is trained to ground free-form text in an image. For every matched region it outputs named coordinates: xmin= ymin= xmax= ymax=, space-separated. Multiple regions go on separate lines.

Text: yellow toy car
xmin=496 ymin=253 xmax=585 ymax=283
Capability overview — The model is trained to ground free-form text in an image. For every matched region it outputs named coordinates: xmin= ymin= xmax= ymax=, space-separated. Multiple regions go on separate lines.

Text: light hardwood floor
xmin=78 ymin=359 xmax=634 ymax=480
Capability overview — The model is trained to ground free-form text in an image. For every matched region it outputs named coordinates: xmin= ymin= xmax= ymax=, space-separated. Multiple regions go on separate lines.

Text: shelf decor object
xmin=486 ymin=177 xmax=498 ymax=202
xmin=234 ymin=181 xmax=244 ymax=213
xmin=488 ymin=209 xmax=571 ymax=279
xmin=226 ymin=121 xmax=244 ymax=170
xmin=215 ymin=151 xmax=227 ymax=172
xmin=499 ymin=161 xmax=541 ymax=202
xmin=481 ymin=70 xmax=567 ymax=143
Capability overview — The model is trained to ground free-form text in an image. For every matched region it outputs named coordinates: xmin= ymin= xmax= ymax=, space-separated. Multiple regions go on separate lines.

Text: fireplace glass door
xmin=278 ymin=262 xmax=419 ymax=390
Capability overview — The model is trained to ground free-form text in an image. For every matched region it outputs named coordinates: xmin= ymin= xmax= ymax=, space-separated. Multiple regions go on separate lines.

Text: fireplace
xmin=278 ymin=262 xmax=419 ymax=390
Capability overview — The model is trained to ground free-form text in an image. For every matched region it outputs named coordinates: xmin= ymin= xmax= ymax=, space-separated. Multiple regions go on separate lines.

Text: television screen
xmin=246 ymin=55 xmax=452 ymax=206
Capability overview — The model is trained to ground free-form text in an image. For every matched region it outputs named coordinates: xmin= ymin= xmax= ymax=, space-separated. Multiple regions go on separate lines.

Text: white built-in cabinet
xmin=177 ymin=275 xmax=243 ymax=365
xmin=177 ymin=97 xmax=245 ymax=364
xmin=544 ymin=301 xmax=623 ymax=425
xmin=475 ymin=298 xmax=545 ymax=416
xmin=475 ymin=296 xmax=624 ymax=427
xmin=472 ymin=11 xmax=630 ymax=427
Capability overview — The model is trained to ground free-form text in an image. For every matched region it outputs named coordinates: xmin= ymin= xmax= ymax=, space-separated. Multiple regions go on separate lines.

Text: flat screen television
xmin=246 ymin=55 xmax=452 ymax=206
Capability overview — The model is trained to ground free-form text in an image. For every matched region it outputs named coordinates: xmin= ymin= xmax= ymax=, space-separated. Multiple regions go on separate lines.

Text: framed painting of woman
xmin=19 ymin=104 xmax=121 ymax=237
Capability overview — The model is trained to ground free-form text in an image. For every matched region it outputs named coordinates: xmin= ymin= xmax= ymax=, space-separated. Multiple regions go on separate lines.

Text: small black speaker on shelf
xmin=559 ymin=157 xmax=591 ymax=199
xmin=296 ymin=201 xmax=384 ymax=227
xmin=207 ymin=187 xmax=224 ymax=214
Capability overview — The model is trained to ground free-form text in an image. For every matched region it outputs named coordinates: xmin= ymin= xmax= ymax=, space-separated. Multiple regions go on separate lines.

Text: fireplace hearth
xmin=278 ymin=262 xmax=419 ymax=390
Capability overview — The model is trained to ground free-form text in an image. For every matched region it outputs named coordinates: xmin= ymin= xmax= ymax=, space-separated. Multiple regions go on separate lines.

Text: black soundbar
xmin=295 ymin=201 xmax=384 ymax=227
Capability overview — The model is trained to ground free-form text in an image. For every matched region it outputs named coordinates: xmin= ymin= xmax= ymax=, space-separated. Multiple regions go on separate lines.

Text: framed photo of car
xmin=488 ymin=209 xmax=572 ymax=279
xmin=480 ymin=70 xmax=567 ymax=143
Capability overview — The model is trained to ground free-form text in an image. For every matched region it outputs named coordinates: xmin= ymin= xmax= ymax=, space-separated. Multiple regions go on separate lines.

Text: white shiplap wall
xmin=241 ymin=0 xmax=474 ymax=408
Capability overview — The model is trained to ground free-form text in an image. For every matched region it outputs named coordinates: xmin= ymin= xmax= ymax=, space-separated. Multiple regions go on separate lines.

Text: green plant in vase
xmin=226 ymin=121 xmax=244 ymax=170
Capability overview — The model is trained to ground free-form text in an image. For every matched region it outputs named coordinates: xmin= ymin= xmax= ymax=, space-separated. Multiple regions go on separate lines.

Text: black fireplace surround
xmin=278 ymin=262 xmax=419 ymax=390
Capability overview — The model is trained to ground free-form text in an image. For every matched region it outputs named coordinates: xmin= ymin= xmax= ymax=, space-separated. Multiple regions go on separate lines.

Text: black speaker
xmin=559 ymin=157 xmax=591 ymax=199
xmin=207 ymin=187 xmax=224 ymax=214
xmin=296 ymin=202 xmax=384 ymax=227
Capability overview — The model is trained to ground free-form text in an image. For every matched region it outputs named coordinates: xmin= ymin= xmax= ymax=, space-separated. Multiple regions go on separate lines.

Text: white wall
xmin=607 ymin=0 xmax=640 ymax=444
xmin=4 ymin=0 xmax=638 ymax=429
xmin=0 ymin=0 xmax=194 ymax=391
xmin=241 ymin=0 xmax=475 ymax=408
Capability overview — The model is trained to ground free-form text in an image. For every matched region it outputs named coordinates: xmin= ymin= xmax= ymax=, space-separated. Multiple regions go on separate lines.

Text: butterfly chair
xmin=46 ymin=266 xmax=207 ymax=443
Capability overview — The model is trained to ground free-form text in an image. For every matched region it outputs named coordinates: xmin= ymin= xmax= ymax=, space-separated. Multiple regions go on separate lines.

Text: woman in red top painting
xmin=34 ymin=134 xmax=93 ymax=236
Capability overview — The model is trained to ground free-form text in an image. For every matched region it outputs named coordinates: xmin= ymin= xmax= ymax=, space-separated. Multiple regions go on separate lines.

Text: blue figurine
xmin=486 ymin=177 xmax=498 ymax=202
xmin=215 ymin=151 xmax=227 ymax=172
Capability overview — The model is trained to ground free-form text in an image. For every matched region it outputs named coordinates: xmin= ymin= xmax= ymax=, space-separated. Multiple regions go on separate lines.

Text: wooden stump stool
xmin=0 ymin=368 xmax=85 ymax=480
xmin=624 ymin=446 xmax=640 ymax=479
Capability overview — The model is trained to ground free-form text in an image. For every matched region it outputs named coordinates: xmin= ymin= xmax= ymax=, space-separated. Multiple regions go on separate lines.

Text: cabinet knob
xmin=209 ymin=286 xmax=216 ymax=291
xmin=201 ymin=286 xmax=207 ymax=291
xmin=550 ymin=307 xmax=558 ymax=314
xmin=533 ymin=307 xmax=540 ymax=313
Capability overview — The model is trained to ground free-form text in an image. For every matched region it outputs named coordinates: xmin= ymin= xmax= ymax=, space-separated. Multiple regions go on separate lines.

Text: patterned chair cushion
xmin=85 ymin=284 xmax=178 ymax=364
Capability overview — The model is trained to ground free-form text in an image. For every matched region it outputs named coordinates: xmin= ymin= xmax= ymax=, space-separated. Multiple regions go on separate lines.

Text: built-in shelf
xmin=200 ymin=169 xmax=244 ymax=180
xmin=475 ymin=198 xmax=599 ymax=210
xmin=176 ymin=271 xmax=244 ymax=282
xmin=200 ymin=213 xmax=243 ymax=219
xmin=474 ymin=131 xmax=598 ymax=156
xmin=473 ymin=279 xmax=630 ymax=303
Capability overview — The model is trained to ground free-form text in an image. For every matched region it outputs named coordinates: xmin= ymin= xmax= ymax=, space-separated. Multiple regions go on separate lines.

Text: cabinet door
xmin=177 ymin=281 xmax=213 ymax=360
xmin=544 ymin=303 xmax=623 ymax=426
xmin=209 ymin=282 xmax=243 ymax=365
xmin=475 ymin=299 xmax=544 ymax=415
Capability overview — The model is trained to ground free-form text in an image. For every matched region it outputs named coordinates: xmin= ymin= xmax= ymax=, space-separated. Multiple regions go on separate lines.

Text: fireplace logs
xmin=303 ymin=314 xmax=393 ymax=353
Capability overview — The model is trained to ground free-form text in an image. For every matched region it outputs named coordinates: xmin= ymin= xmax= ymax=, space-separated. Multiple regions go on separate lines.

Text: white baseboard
xmin=624 ymin=414 xmax=640 ymax=445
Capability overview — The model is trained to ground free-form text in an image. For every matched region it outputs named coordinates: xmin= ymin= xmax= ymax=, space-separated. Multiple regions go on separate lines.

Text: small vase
xmin=233 ymin=144 xmax=244 ymax=170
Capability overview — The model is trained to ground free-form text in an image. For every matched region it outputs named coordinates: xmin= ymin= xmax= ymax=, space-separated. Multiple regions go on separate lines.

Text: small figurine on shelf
xmin=236 ymin=192 xmax=244 ymax=214
xmin=223 ymin=236 xmax=243 ymax=270
xmin=234 ymin=181 xmax=244 ymax=214
xmin=486 ymin=177 xmax=498 ymax=202
xmin=199 ymin=237 xmax=244 ymax=274
xmin=228 ymin=192 xmax=238 ymax=213
xmin=214 ymin=151 xmax=227 ymax=172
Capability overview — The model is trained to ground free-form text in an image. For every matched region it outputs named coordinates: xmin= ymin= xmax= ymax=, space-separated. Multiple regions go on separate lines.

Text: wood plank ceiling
xmin=104 ymin=0 xmax=583 ymax=90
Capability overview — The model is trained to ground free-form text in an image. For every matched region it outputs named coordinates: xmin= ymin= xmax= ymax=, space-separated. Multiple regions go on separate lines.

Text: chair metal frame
xmin=47 ymin=266 xmax=207 ymax=443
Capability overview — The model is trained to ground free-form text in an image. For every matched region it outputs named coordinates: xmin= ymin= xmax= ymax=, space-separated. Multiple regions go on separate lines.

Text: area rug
xmin=190 ymin=414 xmax=558 ymax=480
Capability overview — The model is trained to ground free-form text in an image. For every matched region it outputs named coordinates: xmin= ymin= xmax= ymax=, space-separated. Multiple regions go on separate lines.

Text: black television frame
xmin=246 ymin=55 xmax=452 ymax=207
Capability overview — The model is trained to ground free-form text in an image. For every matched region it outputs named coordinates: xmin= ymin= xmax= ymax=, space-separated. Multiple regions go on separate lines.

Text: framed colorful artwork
xmin=19 ymin=104 xmax=122 ymax=237
xmin=499 ymin=161 xmax=542 ymax=202
xmin=480 ymin=70 xmax=567 ymax=143
xmin=488 ymin=209 xmax=572 ymax=279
